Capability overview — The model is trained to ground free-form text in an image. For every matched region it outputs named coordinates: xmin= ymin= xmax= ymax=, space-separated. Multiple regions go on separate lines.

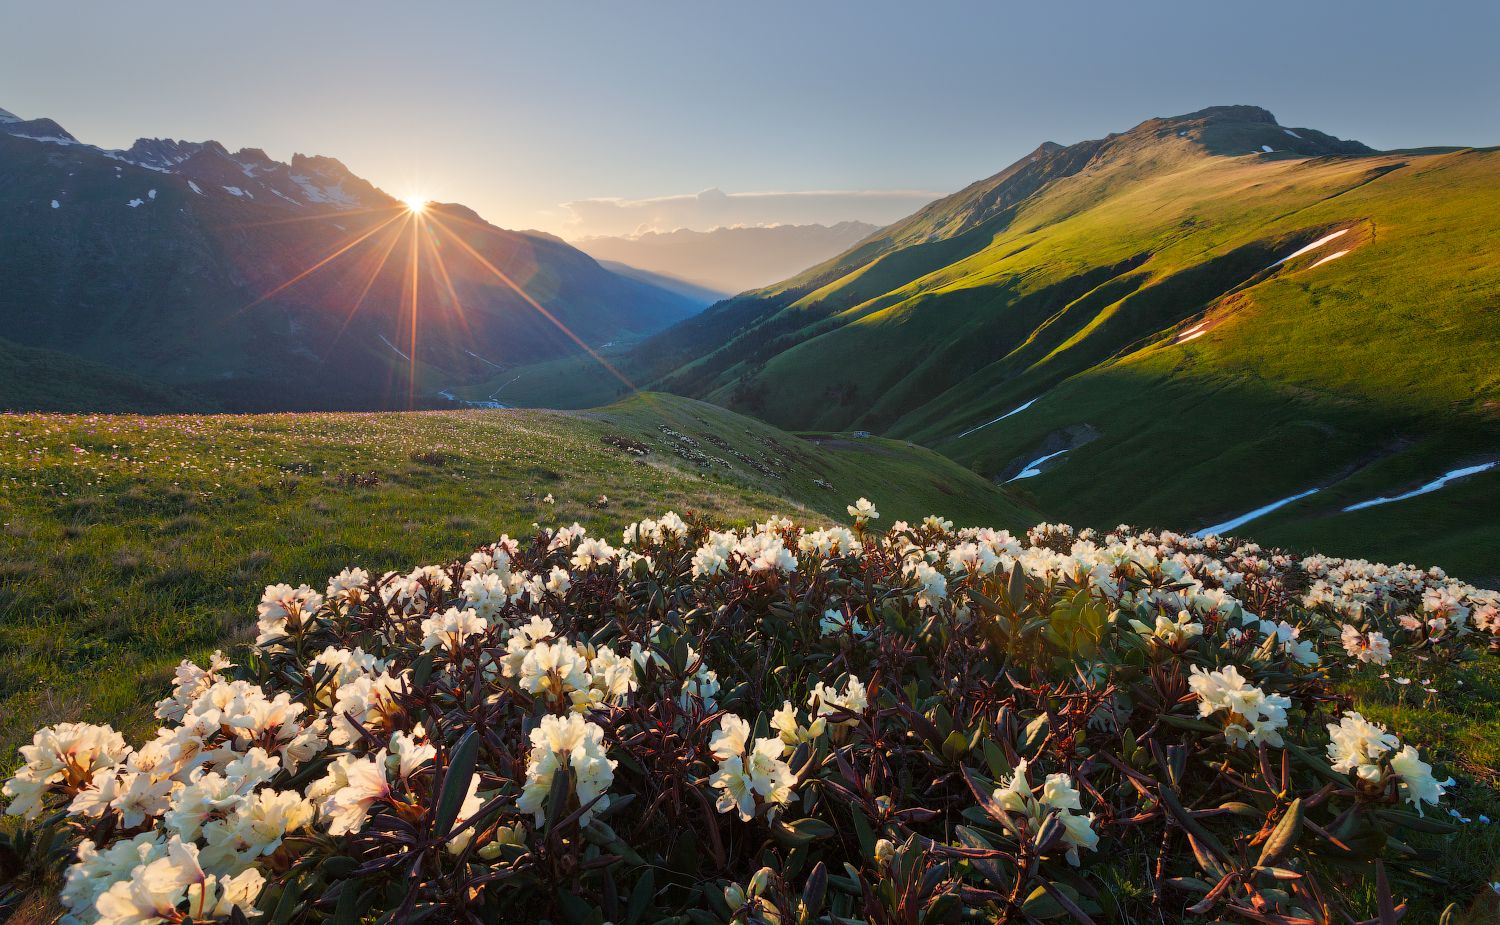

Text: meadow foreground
xmin=4 ymin=502 xmax=1499 ymax=924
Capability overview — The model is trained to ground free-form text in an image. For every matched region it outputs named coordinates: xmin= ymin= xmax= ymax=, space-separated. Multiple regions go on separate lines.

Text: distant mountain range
xmin=573 ymin=221 xmax=880 ymax=297
xmin=550 ymin=105 xmax=1500 ymax=576
xmin=0 ymin=106 xmax=702 ymax=411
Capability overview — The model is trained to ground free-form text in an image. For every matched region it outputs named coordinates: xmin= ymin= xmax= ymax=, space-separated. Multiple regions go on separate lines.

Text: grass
xmin=1339 ymin=651 xmax=1500 ymax=923
xmin=0 ymin=394 xmax=1030 ymax=767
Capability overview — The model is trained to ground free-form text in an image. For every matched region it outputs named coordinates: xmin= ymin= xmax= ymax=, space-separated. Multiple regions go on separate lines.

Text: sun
xmin=402 ymin=196 xmax=429 ymax=214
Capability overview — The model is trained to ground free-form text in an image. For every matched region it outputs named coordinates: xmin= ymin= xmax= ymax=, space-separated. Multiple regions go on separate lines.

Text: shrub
xmin=3 ymin=504 xmax=1497 ymax=924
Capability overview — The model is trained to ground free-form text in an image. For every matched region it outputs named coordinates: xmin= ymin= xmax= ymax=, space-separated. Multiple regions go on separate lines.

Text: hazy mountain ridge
xmin=573 ymin=221 xmax=880 ymax=296
xmin=0 ymin=107 xmax=702 ymax=411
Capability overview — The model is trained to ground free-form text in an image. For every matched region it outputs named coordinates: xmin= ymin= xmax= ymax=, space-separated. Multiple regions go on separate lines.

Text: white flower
xmin=420 ymin=607 xmax=488 ymax=652
xmin=808 ymin=676 xmax=868 ymax=727
xmin=906 ymin=560 xmax=947 ymax=610
xmin=328 ymin=671 xmax=405 ymax=746
xmin=3 ymin=722 xmax=130 ymax=819
xmin=1390 ymin=744 xmax=1452 ymax=815
xmin=519 ymin=641 xmax=590 ymax=702
xmin=60 ymin=833 xmax=167 ymax=921
xmin=1128 ymin=610 xmax=1204 ymax=648
xmin=571 ymin=537 xmax=617 ymax=571
xmin=255 ymin=583 xmax=324 ymax=644
xmin=708 ymin=714 xmax=796 ymax=820
xmin=847 ymin=497 xmax=880 ymax=523
xmin=735 ymin=532 xmax=797 ymax=574
xmin=94 ymin=837 xmax=263 ymax=925
xmin=1188 ymin=665 xmax=1290 ymax=748
xmin=321 ymin=751 xmax=391 ymax=836
xmin=1326 ymin=711 xmax=1399 ymax=781
xmin=819 ymin=608 xmax=869 ymax=639
xmin=691 ymin=531 xmax=737 ymax=577
xmin=517 ymin=714 xmax=615 ymax=827
xmin=1339 ymin=625 xmax=1392 ymax=665
xmin=771 ymin=701 xmax=825 ymax=749
xmin=990 ymin=760 xmax=1098 ymax=865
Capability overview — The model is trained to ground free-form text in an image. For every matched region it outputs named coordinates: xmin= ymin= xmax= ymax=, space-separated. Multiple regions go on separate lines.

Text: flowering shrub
xmin=4 ymin=502 xmax=1497 ymax=924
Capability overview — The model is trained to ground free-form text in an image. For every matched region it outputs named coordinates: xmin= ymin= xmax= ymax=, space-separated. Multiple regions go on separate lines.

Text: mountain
xmin=0 ymin=107 xmax=702 ymax=411
xmin=573 ymin=221 xmax=880 ymax=296
xmin=616 ymin=105 xmax=1500 ymax=575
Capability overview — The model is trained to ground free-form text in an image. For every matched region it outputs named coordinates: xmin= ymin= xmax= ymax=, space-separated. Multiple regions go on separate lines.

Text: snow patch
xmin=147 ymin=189 xmax=157 ymax=200
xmin=464 ymin=349 xmax=506 ymax=371
xmin=291 ymin=175 xmax=358 ymax=208
xmin=1343 ymin=463 xmax=1497 ymax=513
xmin=1175 ymin=320 xmax=1210 ymax=344
xmin=126 ymin=198 xmax=144 ymax=208
xmin=1267 ymin=228 xmax=1349 ymax=270
xmin=1195 ymin=488 xmax=1320 ymax=538
xmin=1006 ymin=448 xmax=1068 ymax=482
xmin=50 ymin=199 xmax=59 ymax=209
xmin=1309 ymin=249 xmax=1349 ymax=269
xmin=378 ymin=334 xmax=410 ymax=362
xmin=223 ymin=186 xmax=246 ymax=197
xmin=1284 ymin=129 xmax=1302 ymax=139
xmin=188 ymin=180 xmax=203 ymax=195
xmin=956 ymin=397 xmax=1040 ymax=439
xmin=1261 ymin=145 xmax=1274 ymax=153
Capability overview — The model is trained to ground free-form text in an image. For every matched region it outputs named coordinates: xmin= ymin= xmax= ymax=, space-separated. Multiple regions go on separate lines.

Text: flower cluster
xmin=4 ymin=508 xmax=1496 ymax=925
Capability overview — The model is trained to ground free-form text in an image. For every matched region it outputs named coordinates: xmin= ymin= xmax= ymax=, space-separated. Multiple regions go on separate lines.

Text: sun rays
xmin=233 ymin=196 xmax=642 ymax=408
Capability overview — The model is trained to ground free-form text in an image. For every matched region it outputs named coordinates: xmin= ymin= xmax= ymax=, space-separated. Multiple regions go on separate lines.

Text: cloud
xmin=561 ymin=187 xmax=940 ymax=239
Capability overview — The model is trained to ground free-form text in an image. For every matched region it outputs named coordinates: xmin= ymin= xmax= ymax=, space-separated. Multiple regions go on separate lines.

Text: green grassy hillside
xmin=610 ymin=107 xmax=1499 ymax=577
xmin=0 ymin=337 xmax=208 ymax=413
xmin=0 ymin=394 xmax=1031 ymax=764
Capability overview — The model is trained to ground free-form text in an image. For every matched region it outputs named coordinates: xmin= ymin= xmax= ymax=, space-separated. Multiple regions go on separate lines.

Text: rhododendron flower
xmin=255 ymin=583 xmax=324 ymax=644
xmin=819 ymin=607 xmax=869 ymax=638
xmin=1129 ymin=610 xmax=1204 ymax=648
xmin=3 ymin=722 xmax=131 ymax=819
xmin=421 ymin=607 xmax=488 ymax=652
xmin=809 ymin=676 xmax=868 ymax=727
xmin=518 ymin=713 xmax=616 ymax=826
xmin=1340 ymin=625 xmax=1392 ymax=665
xmin=991 ymin=760 xmax=1098 ymax=865
xmin=1326 ymin=711 xmax=1400 ymax=782
xmin=94 ymin=836 xmax=263 ymax=925
xmin=708 ymin=715 xmax=796 ymax=820
xmin=1188 ymin=664 xmax=1290 ymax=748
xmin=320 ymin=750 xmax=392 ymax=836
xmin=847 ymin=497 xmax=879 ymax=523
xmin=771 ymin=701 xmax=826 ymax=750
xmin=571 ymin=537 xmax=617 ymax=571
xmin=906 ymin=560 xmax=947 ymax=609
xmin=1390 ymin=744 xmax=1452 ymax=815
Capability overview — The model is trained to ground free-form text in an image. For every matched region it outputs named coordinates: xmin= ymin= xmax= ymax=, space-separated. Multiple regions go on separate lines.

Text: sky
xmin=2 ymin=0 xmax=1496 ymax=238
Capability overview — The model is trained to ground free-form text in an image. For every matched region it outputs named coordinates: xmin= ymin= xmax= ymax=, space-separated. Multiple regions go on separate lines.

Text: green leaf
xmin=434 ymin=728 xmax=481 ymax=837
xmin=1256 ymin=798 xmax=1303 ymax=867
xmin=771 ymin=817 xmax=835 ymax=847
xmin=625 ymin=870 xmax=656 ymax=925
xmin=1374 ymin=808 xmax=1460 ymax=834
xmin=557 ymin=890 xmax=604 ymax=925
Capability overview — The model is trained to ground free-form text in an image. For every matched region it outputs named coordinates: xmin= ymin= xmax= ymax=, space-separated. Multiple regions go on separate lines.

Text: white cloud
xmin=561 ymin=187 xmax=939 ymax=238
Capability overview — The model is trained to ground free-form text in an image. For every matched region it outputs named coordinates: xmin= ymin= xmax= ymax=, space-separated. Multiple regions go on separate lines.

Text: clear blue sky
xmin=2 ymin=0 xmax=1495 ymax=236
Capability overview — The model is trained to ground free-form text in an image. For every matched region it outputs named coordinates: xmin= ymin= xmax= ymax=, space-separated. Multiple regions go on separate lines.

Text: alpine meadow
xmin=2 ymin=4 xmax=1499 ymax=925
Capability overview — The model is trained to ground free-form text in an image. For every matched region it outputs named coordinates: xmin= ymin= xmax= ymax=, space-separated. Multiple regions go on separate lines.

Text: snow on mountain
xmin=0 ymin=106 xmax=392 ymax=212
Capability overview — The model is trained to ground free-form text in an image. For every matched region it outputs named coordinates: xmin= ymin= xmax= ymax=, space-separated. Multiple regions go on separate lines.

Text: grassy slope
xmin=0 ymin=395 xmax=1030 ymax=765
xmin=925 ymin=148 xmax=1500 ymax=579
xmin=0 ymin=337 xmax=209 ymax=414
xmin=624 ymin=120 xmax=1497 ymax=580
